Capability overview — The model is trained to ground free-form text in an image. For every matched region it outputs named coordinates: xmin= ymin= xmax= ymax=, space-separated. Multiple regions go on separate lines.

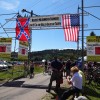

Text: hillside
xmin=29 ymin=49 xmax=86 ymax=61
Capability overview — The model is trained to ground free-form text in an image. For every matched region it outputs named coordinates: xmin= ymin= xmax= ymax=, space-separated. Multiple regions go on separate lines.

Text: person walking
xmin=46 ymin=57 xmax=63 ymax=93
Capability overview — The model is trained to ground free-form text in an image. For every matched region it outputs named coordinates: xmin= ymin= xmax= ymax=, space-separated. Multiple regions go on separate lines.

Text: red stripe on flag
xmin=62 ymin=14 xmax=79 ymax=42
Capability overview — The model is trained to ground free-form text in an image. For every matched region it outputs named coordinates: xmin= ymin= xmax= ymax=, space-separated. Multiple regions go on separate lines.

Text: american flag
xmin=62 ymin=14 xmax=80 ymax=42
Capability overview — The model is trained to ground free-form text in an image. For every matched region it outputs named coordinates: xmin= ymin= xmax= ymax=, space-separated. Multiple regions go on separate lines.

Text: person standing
xmin=30 ymin=61 xmax=34 ymax=78
xmin=78 ymin=69 xmax=85 ymax=95
xmin=44 ymin=60 xmax=48 ymax=73
xmin=66 ymin=59 xmax=71 ymax=77
xmin=46 ymin=57 xmax=63 ymax=93
xmin=60 ymin=66 xmax=82 ymax=100
xmin=59 ymin=58 xmax=66 ymax=77
xmin=24 ymin=61 xmax=28 ymax=77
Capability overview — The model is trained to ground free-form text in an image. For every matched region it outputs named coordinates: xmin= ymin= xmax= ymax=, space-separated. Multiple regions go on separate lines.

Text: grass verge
xmin=0 ymin=65 xmax=44 ymax=83
xmin=42 ymin=78 xmax=100 ymax=100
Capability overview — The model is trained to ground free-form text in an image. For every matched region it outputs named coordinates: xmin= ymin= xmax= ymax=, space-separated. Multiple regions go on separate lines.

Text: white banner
xmin=30 ymin=15 xmax=61 ymax=28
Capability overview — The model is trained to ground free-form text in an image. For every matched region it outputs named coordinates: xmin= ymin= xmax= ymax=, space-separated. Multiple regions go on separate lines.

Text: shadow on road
xmin=22 ymin=84 xmax=56 ymax=90
xmin=2 ymin=81 xmax=25 ymax=87
xmin=1 ymin=80 xmax=54 ymax=90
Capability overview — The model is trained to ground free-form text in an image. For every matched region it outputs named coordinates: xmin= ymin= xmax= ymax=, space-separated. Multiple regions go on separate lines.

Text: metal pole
xmin=81 ymin=0 xmax=84 ymax=70
xmin=12 ymin=37 xmax=17 ymax=77
xmin=77 ymin=6 xmax=80 ymax=60
xmin=77 ymin=36 xmax=79 ymax=60
xmin=28 ymin=10 xmax=33 ymax=59
xmin=28 ymin=29 xmax=32 ymax=61
xmin=28 ymin=10 xmax=33 ymax=76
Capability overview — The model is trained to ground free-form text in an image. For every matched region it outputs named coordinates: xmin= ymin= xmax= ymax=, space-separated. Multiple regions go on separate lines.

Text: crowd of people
xmin=23 ymin=57 xmax=100 ymax=99
xmin=45 ymin=57 xmax=84 ymax=100
xmin=45 ymin=57 xmax=100 ymax=100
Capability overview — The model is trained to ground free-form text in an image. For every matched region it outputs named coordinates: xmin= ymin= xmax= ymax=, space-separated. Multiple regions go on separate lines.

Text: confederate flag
xmin=16 ymin=18 xmax=30 ymax=41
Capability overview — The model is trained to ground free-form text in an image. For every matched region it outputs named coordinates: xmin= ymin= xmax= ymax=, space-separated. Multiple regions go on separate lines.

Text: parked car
xmin=0 ymin=61 xmax=8 ymax=71
xmin=6 ymin=62 xmax=13 ymax=68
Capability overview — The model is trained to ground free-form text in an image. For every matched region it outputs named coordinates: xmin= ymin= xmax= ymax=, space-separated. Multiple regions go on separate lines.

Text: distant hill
xmin=29 ymin=49 xmax=86 ymax=61
xmin=10 ymin=49 xmax=86 ymax=61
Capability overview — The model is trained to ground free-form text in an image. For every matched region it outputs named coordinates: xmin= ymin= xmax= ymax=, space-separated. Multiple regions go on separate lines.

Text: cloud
xmin=0 ymin=0 xmax=20 ymax=10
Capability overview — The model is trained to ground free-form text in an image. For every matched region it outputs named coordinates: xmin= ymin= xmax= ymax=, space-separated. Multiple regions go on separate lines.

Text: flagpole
xmin=81 ymin=0 xmax=84 ymax=70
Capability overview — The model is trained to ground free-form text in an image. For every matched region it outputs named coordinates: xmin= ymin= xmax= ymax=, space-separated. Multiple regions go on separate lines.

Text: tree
xmin=90 ymin=31 xmax=96 ymax=36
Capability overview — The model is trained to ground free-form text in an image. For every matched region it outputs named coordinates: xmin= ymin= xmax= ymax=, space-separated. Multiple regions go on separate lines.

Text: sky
xmin=0 ymin=0 xmax=100 ymax=52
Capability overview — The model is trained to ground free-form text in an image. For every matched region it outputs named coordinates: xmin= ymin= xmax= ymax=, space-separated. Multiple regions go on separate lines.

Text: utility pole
xmin=77 ymin=6 xmax=80 ymax=60
xmin=81 ymin=0 xmax=84 ymax=70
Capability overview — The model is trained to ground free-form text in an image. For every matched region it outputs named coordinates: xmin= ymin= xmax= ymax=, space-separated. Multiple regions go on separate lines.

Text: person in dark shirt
xmin=30 ymin=61 xmax=34 ymax=78
xmin=44 ymin=60 xmax=48 ymax=73
xmin=66 ymin=59 xmax=71 ymax=77
xmin=46 ymin=57 xmax=63 ymax=93
xmin=24 ymin=61 xmax=28 ymax=77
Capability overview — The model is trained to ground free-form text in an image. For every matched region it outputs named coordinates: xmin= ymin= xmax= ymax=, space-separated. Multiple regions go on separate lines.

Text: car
xmin=0 ymin=61 xmax=8 ymax=71
xmin=6 ymin=62 xmax=13 ymax=68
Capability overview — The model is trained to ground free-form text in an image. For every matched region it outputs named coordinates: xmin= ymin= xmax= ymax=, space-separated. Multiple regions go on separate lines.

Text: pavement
xmin=0 ymin=73 xmax=69 ymax=100
xmin=0 ymin=73 xmax=53 ymax=100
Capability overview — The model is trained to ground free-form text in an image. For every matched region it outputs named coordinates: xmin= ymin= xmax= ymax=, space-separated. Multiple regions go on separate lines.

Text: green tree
xmin=90 ymin=31 xmax=96 ymax=36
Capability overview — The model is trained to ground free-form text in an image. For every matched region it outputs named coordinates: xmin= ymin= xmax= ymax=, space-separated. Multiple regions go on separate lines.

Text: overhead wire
xmin=39 ymin=0 xmax=65 ymax=15
xmin=40 ymin=0 xmax=79 ymax=15
xmin=0 ymin=13 xmax=18 ymax=38
xmin=79 ymin=7 xmax=100 ymax=20
xmin=2 ymin=27 xmax=100 ymax=31
xmin=52 ymin=0 xmax=75 ymax=13
xmin=0 ymin=23 xmax=9 ymax=37
xmin=0 ymin=13 xmax=18 ymax=28
xmin=54 ymin=1 xmax=81 ymax=14
xmin=27 ymin=0 xmax=42 ymax=11
xmin=83 ymin=6 xmax=100 ymax=8
xmin=0 ymin=13 xmax=18 ymax=16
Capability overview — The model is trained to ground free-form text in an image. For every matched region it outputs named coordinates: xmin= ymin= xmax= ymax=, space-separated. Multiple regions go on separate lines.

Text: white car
xmin=0 ymin=61 xmax=8 ymax=71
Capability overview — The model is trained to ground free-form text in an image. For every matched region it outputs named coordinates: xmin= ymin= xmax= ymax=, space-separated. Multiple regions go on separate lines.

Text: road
xmin=0 ymin=73 xmax=56 ymax=100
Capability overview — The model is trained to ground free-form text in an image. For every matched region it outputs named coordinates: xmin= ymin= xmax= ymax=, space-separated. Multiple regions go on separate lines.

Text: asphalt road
xmin=0 ymin=73 xmax=56 ymax=100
